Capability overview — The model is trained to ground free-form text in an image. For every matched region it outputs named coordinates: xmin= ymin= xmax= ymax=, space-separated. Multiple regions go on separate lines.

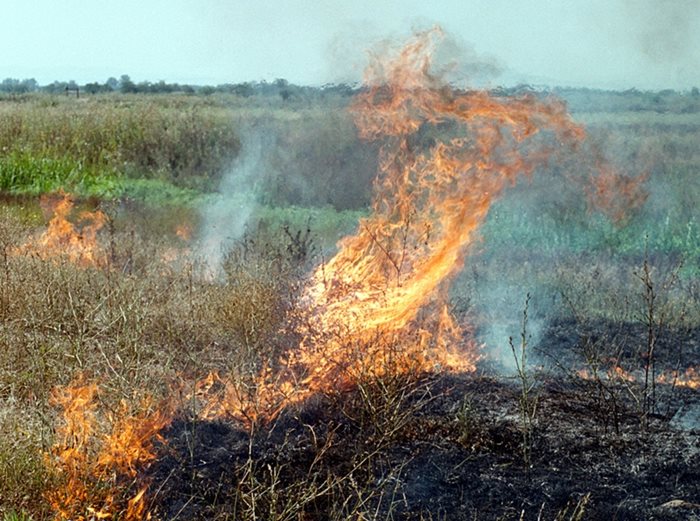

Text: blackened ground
xmin=534 ymin=317 xmax=700 ymax=373
xmin=144 ymin=320 xmax=699 ymax=521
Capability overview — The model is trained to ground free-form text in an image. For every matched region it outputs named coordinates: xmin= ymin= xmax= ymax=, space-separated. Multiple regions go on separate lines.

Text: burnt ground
xmin=533 ymin=317 xmax=700 ymax=375
xmin=143 ymin=320 xmax=700 ymax=521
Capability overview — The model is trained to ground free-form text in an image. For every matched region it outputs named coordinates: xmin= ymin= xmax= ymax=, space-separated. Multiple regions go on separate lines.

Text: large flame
xmin=293 ymin=27 xmax=584 ymax=390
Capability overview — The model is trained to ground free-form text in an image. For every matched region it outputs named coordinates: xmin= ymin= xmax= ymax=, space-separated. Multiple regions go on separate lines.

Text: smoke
xmin=325 ymin=23 xmax=381 ymax=86
xmin=466 ymin=187 xmax=556 ymax=373
xmin=326 ymin=23 xmax=502 ymax=88
xmin=622 ymin=0 xmax=700 ymax=63
xmin=429 ymin=30 xmax=502 ymax=87
xmin=197 ymin=129 xmax=269 ymax=280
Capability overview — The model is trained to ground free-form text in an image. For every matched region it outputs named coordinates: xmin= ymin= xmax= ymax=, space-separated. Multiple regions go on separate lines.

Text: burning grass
xmin=0 ymin=196 xmax=698 ymax=519
xmin=0 ymin=27 xmax=699 ymax=521
xmin=10 ymin=192 xmax=108 ymax=268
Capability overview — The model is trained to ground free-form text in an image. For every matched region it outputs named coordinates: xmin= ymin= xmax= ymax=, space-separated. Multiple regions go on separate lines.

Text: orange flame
xmin=13 ymin=192 xmax=107 ymax=267
xmin=175 ymin=223 xmax=193 ymax=242
xmin=47 ymin=28 xmax=660 ymax=519
xmin=294 ymin=26 xmax=584 ymax=391
xmin=182 ymin=27 xmax=594 ymax=423
xmin=46 ymin=378 xmax=170 ymax=520
xmin=577 ymin=364 xmax=700 ymax=390
xmin=656 ymin=366 xmax=700 ymax=389
xmin=46 ymin=379 xmax=99 ymax=521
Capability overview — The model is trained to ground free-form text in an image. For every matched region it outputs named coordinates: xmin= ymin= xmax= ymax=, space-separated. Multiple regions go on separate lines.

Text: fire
xmin=46 ymin=27 xmax=659 ymax=520
xmin=175 ymin=223 xmax=193 ymax=242
xmin=191 ymin=369 xmax=300 ymax=426
xmin=46 ymin=379 xmax=98 ymax=521
xmin=294 ymin=26 xmax=584 ymax=390
xmin=167 ymin=26 xmax=598 ymax=421
xmin=577 ymin=365 xmax=700 ymax=389
xmin=13 ymin=191 xmax=107 ymax=267
xmin=46 ymin=378 xmax=170 ymax=520
xmin=656 ymin=366 xmax=700 ymax=389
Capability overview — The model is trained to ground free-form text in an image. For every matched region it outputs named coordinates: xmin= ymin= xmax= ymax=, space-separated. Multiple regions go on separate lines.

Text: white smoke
xmin=197 ymin=130 xmax=269 ymax=280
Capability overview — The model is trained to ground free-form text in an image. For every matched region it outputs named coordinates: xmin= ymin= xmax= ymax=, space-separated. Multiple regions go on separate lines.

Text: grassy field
xmin=0 ymin=89 xmax=698 ymax=519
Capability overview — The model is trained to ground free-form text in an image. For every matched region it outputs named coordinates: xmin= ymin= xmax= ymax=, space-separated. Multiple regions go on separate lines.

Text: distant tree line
xmin=1 ymin=76 xmax=699 ymax=113
xmin=0 ymin=74 xmax=358 ymax=99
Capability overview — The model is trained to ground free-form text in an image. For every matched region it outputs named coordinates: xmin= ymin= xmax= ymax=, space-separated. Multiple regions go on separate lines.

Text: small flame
xmin=656 ymin=366 xmax=700 ymax=389
xmin=46 ymin=379 xmax=99 ymax=521
xmin=175 ymin=223 xmax=193 ymax=242
xmin=191 ymin=369 xmax=298 ymax=426
xmin=577 ymin=364 xmax=700 ymax=389
xmin=13 ymin=192 xmax=107 ymax=267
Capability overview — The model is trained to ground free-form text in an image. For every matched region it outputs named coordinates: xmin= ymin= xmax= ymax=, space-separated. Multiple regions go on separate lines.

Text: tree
xmin=119 ymin=74 xmax=137 ymax=94
xmin=84 ymin=82 xmax=103 ymax=94
xmin=105 ymin=77 xmax=119 ymax=91
xmin=0 ymin=78 xmax=37 ymax=93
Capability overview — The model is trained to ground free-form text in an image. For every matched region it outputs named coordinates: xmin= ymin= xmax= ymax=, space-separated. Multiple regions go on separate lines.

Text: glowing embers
xmin=13 ymin=191 xmax=108 ymax=267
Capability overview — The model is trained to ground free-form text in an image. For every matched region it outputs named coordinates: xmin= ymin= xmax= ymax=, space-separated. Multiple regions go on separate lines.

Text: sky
xmin=1 ymin=0 xmax=699 ymax=90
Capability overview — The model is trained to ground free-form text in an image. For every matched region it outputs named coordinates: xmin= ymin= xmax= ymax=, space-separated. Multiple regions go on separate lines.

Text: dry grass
xmin=0 ymin=89 xmax=698 ymax=520
xmin=0 ymin=208 xmax=307 ymax=518
xmin=0 ymin=95 xmax=240 ymax=193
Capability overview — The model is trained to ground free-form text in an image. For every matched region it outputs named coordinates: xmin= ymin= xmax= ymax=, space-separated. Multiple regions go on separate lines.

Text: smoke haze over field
xmin=1 ymin=0 xmax=699 ymax=90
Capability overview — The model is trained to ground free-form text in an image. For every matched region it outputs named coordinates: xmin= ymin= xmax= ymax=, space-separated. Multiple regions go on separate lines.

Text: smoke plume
xmin=197 ymin=130 xmax=268 ymax=279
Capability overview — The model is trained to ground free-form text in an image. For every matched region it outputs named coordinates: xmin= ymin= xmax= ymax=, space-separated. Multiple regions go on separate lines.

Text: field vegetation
xmin=0 ymin=84 xmax=699 ymax=519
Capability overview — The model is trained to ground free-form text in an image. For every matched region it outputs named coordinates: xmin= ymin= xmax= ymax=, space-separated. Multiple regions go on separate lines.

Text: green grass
xmin=0 ymin=151 xmax=200 ymax=204
xmin=0 ymin=94 xmax=241 ymax=193
xmin=482 ymin=204 xmax=700 ymax=261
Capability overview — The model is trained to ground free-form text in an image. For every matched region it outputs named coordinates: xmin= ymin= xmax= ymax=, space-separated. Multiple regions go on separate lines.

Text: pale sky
xmin=1 ymin=0 xmax=699 ymax=90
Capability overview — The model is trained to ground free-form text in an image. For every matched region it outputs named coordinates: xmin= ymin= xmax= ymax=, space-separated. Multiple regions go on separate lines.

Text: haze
xmin=1 ymin=0 xmax=698 ymax=90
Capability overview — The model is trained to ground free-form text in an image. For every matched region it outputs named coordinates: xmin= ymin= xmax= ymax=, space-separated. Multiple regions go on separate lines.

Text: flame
xmin=611 ymin=365 xmax=636 ymax=382
xmin=577 ymin=365 xmax=700 ymax=389
xmin=46 ymin=28 xmax=661 ymax=519
xmin=46 ymin=379 xmax=99 ymax=521
xmin=46 ymin=378 xmax=170 ymax=520
xmin=190 ymin=369 xmax=299 ymax=426
xmin=293 ymin=26 xmax=584 ymax=391
xmin=181 ymin=26 xmax=593 ymax=422
xmin=656 ymin=366 xmax=700 ymax=389
xmin=175 ymin=223 xmax=193 ymax=242
xmin=13 ymin=192 xmax=107 ymax=267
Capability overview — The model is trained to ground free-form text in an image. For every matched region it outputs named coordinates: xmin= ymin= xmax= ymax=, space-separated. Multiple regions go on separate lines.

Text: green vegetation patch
xmin=0 ymin=151 xmax=199 ymax=204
